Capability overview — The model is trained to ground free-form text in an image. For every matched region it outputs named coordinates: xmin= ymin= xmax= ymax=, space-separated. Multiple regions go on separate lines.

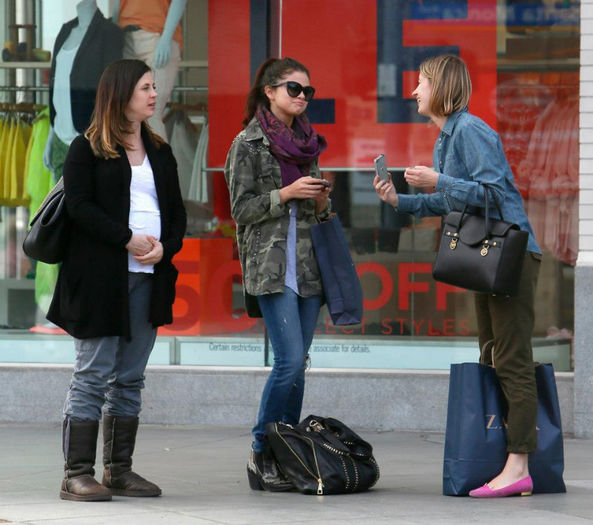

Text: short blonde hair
xmin=420 ymin=55 xmax=471 ymax=117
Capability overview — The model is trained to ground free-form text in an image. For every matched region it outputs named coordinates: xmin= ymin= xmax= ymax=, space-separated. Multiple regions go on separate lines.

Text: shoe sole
xmin=107 ymin=488 xmax=162 ymax=497
xmin=59 ymin=490 xmax=112 ymax=502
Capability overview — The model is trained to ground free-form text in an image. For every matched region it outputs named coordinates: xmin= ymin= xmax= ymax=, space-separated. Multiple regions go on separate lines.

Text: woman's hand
xmin=373 ymin=174 xmax=398 ymax=207
xmin=125 ymin=234 xmax=154 ymax=256
xmin=404 ymin=165 xmax=439 ymax=188
xmin=134 ymin=236 xmax=164 ymax=265
xmin=314 ymin=181 xmax=331 ymax=214
xmin=279 ymin=176 xmax=328 ymax=203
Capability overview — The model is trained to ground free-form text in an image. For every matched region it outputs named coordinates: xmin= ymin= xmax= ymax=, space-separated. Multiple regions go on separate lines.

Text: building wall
xmin=575 ymin=0 xmax=593 ymax=438
xmin=0 ymin=364 xmax=575 ymax=434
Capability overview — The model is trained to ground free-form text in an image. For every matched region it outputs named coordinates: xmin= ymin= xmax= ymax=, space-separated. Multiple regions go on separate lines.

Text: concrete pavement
xmin=1 ymin=424 xmax=592 ymax=524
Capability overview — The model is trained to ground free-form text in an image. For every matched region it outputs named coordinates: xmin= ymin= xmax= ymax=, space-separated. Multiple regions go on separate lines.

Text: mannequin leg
xmin=123 ymin=30 xmax=180 ymax=141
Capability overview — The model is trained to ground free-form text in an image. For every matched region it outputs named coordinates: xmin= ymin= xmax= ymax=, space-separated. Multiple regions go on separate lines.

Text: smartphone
xmin=374 ymin=154 xmax=389 ymax=181
xmin=319 ymin=179 xmax=331 ymax=187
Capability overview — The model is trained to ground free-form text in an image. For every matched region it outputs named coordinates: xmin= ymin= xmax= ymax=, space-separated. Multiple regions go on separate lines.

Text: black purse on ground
xmin=266 ymin=415 xmax=380 ymax=495
xmin=23 ymin=178 xmax=69 ymax=264
xmin=432 ymin=184 xmax=528 ymax=296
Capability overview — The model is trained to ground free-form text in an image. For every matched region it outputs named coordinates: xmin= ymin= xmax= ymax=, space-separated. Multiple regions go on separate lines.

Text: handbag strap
xmin=30 ymin=177 xmax=65 ymax=225
xmin=304 ymin=419 xmax=351 ymax=453
xmin=458 ymin=183 xmax=505 ymax=239
xmin=302 ymin=418 xmax=373 ymax=458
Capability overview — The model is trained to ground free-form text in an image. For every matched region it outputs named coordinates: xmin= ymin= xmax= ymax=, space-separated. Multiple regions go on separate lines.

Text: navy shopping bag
xmin=443 ymin=362 xmax=566 ymax=496
xmin=310 ymin=214 xmax=363 ymax=325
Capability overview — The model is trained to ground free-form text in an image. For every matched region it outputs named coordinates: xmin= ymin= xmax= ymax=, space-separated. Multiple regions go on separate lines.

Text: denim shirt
xmin=397 ymin=108 xmax=540 ymax=254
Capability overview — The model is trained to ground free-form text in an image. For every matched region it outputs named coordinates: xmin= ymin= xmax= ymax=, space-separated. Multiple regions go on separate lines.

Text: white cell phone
xmin=374 ymin=154 xmax=389 ymax=181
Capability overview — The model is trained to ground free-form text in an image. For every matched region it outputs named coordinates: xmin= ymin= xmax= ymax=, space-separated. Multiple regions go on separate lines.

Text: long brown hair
xmin=420 ymin=54 xmax=472 ymax=118
xmin=243 ymin=57 xmax=310 ymax=127
xmin=85 ymin=59 xmax=164 ymax=159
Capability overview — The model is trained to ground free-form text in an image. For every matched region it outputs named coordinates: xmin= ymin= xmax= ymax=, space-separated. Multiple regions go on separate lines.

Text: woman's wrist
xmin=279 ymin=187 xmax=292 ymax=204
xmin=316 ymin=197 xmax=328 ymax=215
xmin=316 ymin=201 xmax=331 ymax=219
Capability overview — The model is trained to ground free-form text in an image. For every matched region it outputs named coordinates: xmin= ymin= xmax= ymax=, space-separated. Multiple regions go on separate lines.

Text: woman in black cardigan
xmin=48 ymin=59 xmax=186 ymax=502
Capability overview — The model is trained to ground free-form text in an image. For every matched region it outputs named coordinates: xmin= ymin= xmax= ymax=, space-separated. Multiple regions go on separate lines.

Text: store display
xmin=0 ymin=0 xmax=580 ymax=350
xmin=115 ymin=0 xmax=187 ymax=140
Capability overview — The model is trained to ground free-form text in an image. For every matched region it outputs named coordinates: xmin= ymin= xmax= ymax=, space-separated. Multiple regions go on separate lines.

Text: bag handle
xmin=307 ymin=419 xmax=374 ymax=458
xmin=306 ymin=419 xmax=351 ymax=453
xmin=457 ymin=183 xmax=505 ymax=239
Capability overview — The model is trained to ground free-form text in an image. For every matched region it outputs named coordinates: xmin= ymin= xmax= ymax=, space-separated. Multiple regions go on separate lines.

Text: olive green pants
xmin=474 ymin=251 xmax=541 ymax=454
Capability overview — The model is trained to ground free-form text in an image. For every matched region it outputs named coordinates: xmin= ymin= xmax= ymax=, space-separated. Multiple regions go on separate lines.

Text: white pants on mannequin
xmin=123 ymin=29 xmax=180 ymax=141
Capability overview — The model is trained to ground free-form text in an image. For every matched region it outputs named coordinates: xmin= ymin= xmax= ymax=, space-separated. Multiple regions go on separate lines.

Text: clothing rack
xmin=171 ymin=86 xmax=207 ymax=92
xmin=166 ymin=102 xmax=208 ymax=113
xmin=0 ymin=85 xmax=207 ymax=92
xmin=0 ymin=85 xmax=48 ymax=92
xmin=0 ymin=102 xmax=45 ymax=112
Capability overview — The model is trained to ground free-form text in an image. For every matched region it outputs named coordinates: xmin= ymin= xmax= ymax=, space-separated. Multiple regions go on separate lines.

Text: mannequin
xmin=63 ymin=0 xmax=96 ymax=50
xmin=43 ymin=0 xmax=98 ymax=174
xmin=113 ymin=0 xmax=187 ymax=140
xmin=44 ymin=0 xmax=123 ymax=177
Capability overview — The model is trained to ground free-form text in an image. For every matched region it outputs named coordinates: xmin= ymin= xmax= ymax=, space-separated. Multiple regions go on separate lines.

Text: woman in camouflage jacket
xmin=225 ymin=57 xmax=330 ymax=492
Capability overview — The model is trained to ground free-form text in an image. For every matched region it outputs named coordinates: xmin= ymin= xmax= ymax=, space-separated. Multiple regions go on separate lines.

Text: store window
xmin=0 ymin=0 xmax=577 ymax=371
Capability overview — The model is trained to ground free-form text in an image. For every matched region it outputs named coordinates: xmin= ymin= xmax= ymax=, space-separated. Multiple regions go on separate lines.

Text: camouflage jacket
xmin=224 ymin=118 xmax=330 ymax=308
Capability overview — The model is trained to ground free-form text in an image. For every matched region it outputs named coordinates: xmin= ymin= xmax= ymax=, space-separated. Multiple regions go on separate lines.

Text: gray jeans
xmin=63 ymin=273 xmax=157 ymax=421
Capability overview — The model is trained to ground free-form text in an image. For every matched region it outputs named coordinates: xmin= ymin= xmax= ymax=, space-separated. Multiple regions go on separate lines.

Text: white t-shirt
xmin=128 ymin=155 xmax=161 ymax=273
xmin=52 ymin=45 xmax=80 ymax=145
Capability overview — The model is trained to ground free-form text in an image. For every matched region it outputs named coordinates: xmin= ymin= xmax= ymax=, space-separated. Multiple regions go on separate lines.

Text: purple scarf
xmin=256 ymin=106 xmax=327 ymax=187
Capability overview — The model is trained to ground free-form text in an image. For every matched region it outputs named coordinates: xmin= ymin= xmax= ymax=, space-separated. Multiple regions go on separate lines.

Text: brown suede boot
xmin=60 ymin=419 xmax=112 ymax=501
xmin=102 ymin=414 xmax=161 ymax=497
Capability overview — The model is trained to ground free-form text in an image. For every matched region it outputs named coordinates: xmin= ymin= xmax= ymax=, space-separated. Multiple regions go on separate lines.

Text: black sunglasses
xmin=271 ymin=81 xmax=315 ymax=102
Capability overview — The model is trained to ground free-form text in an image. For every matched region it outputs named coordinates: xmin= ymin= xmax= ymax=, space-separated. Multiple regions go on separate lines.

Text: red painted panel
xmin=280 ymin=0 xmax=497 ymax=168
xmin=208 ymin=0 xmax=252 ymax=218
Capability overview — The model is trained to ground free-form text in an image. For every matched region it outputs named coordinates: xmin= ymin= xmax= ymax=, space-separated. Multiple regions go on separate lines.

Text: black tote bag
xmin=310 ymin=214 xmax=363 ymax=325
xmin=23 ymin=178 xmax=69 ymax=264
xmin=443 ymin=362 xmax=566 ymax=496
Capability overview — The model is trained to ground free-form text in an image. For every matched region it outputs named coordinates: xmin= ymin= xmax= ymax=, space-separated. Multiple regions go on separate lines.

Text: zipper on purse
xmin=275 ymin=423 xmax=324 ymax=494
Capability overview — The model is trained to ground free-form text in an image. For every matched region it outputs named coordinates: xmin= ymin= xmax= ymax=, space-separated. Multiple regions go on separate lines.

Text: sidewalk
xmin=1 ymin=424 xmax=592 ymax=524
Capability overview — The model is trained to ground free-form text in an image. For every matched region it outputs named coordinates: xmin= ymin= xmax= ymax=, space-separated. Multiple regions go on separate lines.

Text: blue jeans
xmin=252 ymin=287 xmax=322 ymax=452
xmin=63 ymin=273 xmax=157 ymax=421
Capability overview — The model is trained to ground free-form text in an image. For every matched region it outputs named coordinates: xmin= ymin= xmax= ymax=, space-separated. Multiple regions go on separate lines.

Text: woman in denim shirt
xmin=374 ymin=55 xmax=541 ymax=498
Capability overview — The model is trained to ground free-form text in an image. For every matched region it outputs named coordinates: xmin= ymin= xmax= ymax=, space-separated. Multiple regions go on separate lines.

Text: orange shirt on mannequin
xmin=117 ymin=0 xmax=183 ymax=50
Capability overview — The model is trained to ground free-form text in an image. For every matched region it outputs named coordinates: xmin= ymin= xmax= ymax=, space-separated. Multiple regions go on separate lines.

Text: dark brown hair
xmin=420 ymin=54 xmax=472 ymax=118
xmin=85 ymin=59 xmax=164 ymax=158
xmin=242 ymin=57 xmax=310 ymax=127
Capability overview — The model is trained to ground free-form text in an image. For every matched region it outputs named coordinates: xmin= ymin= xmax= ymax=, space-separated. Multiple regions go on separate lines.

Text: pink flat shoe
xmin=469 ymin=475 xmax=533 ymax=498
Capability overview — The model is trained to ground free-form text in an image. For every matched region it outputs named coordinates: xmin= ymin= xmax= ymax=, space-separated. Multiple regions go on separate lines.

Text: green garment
xmin=26 ymin=107 xmax=53 ymax=215
xmin=49 ymin=132 xmax=70 ymax=182
xmin=0 ymin=116 xmax=31 ymax=206
xmin=24 ymin=107 xmax=59 ymax=314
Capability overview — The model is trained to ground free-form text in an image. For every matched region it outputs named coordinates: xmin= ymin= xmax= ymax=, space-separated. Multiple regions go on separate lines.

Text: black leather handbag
xmin=432 ymin=185 xmax=528 ymax=296
xmin=266 ymin=415 xmax=380 ymax=495
xmin=23 ymin=178 xmax=69 ymax=264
